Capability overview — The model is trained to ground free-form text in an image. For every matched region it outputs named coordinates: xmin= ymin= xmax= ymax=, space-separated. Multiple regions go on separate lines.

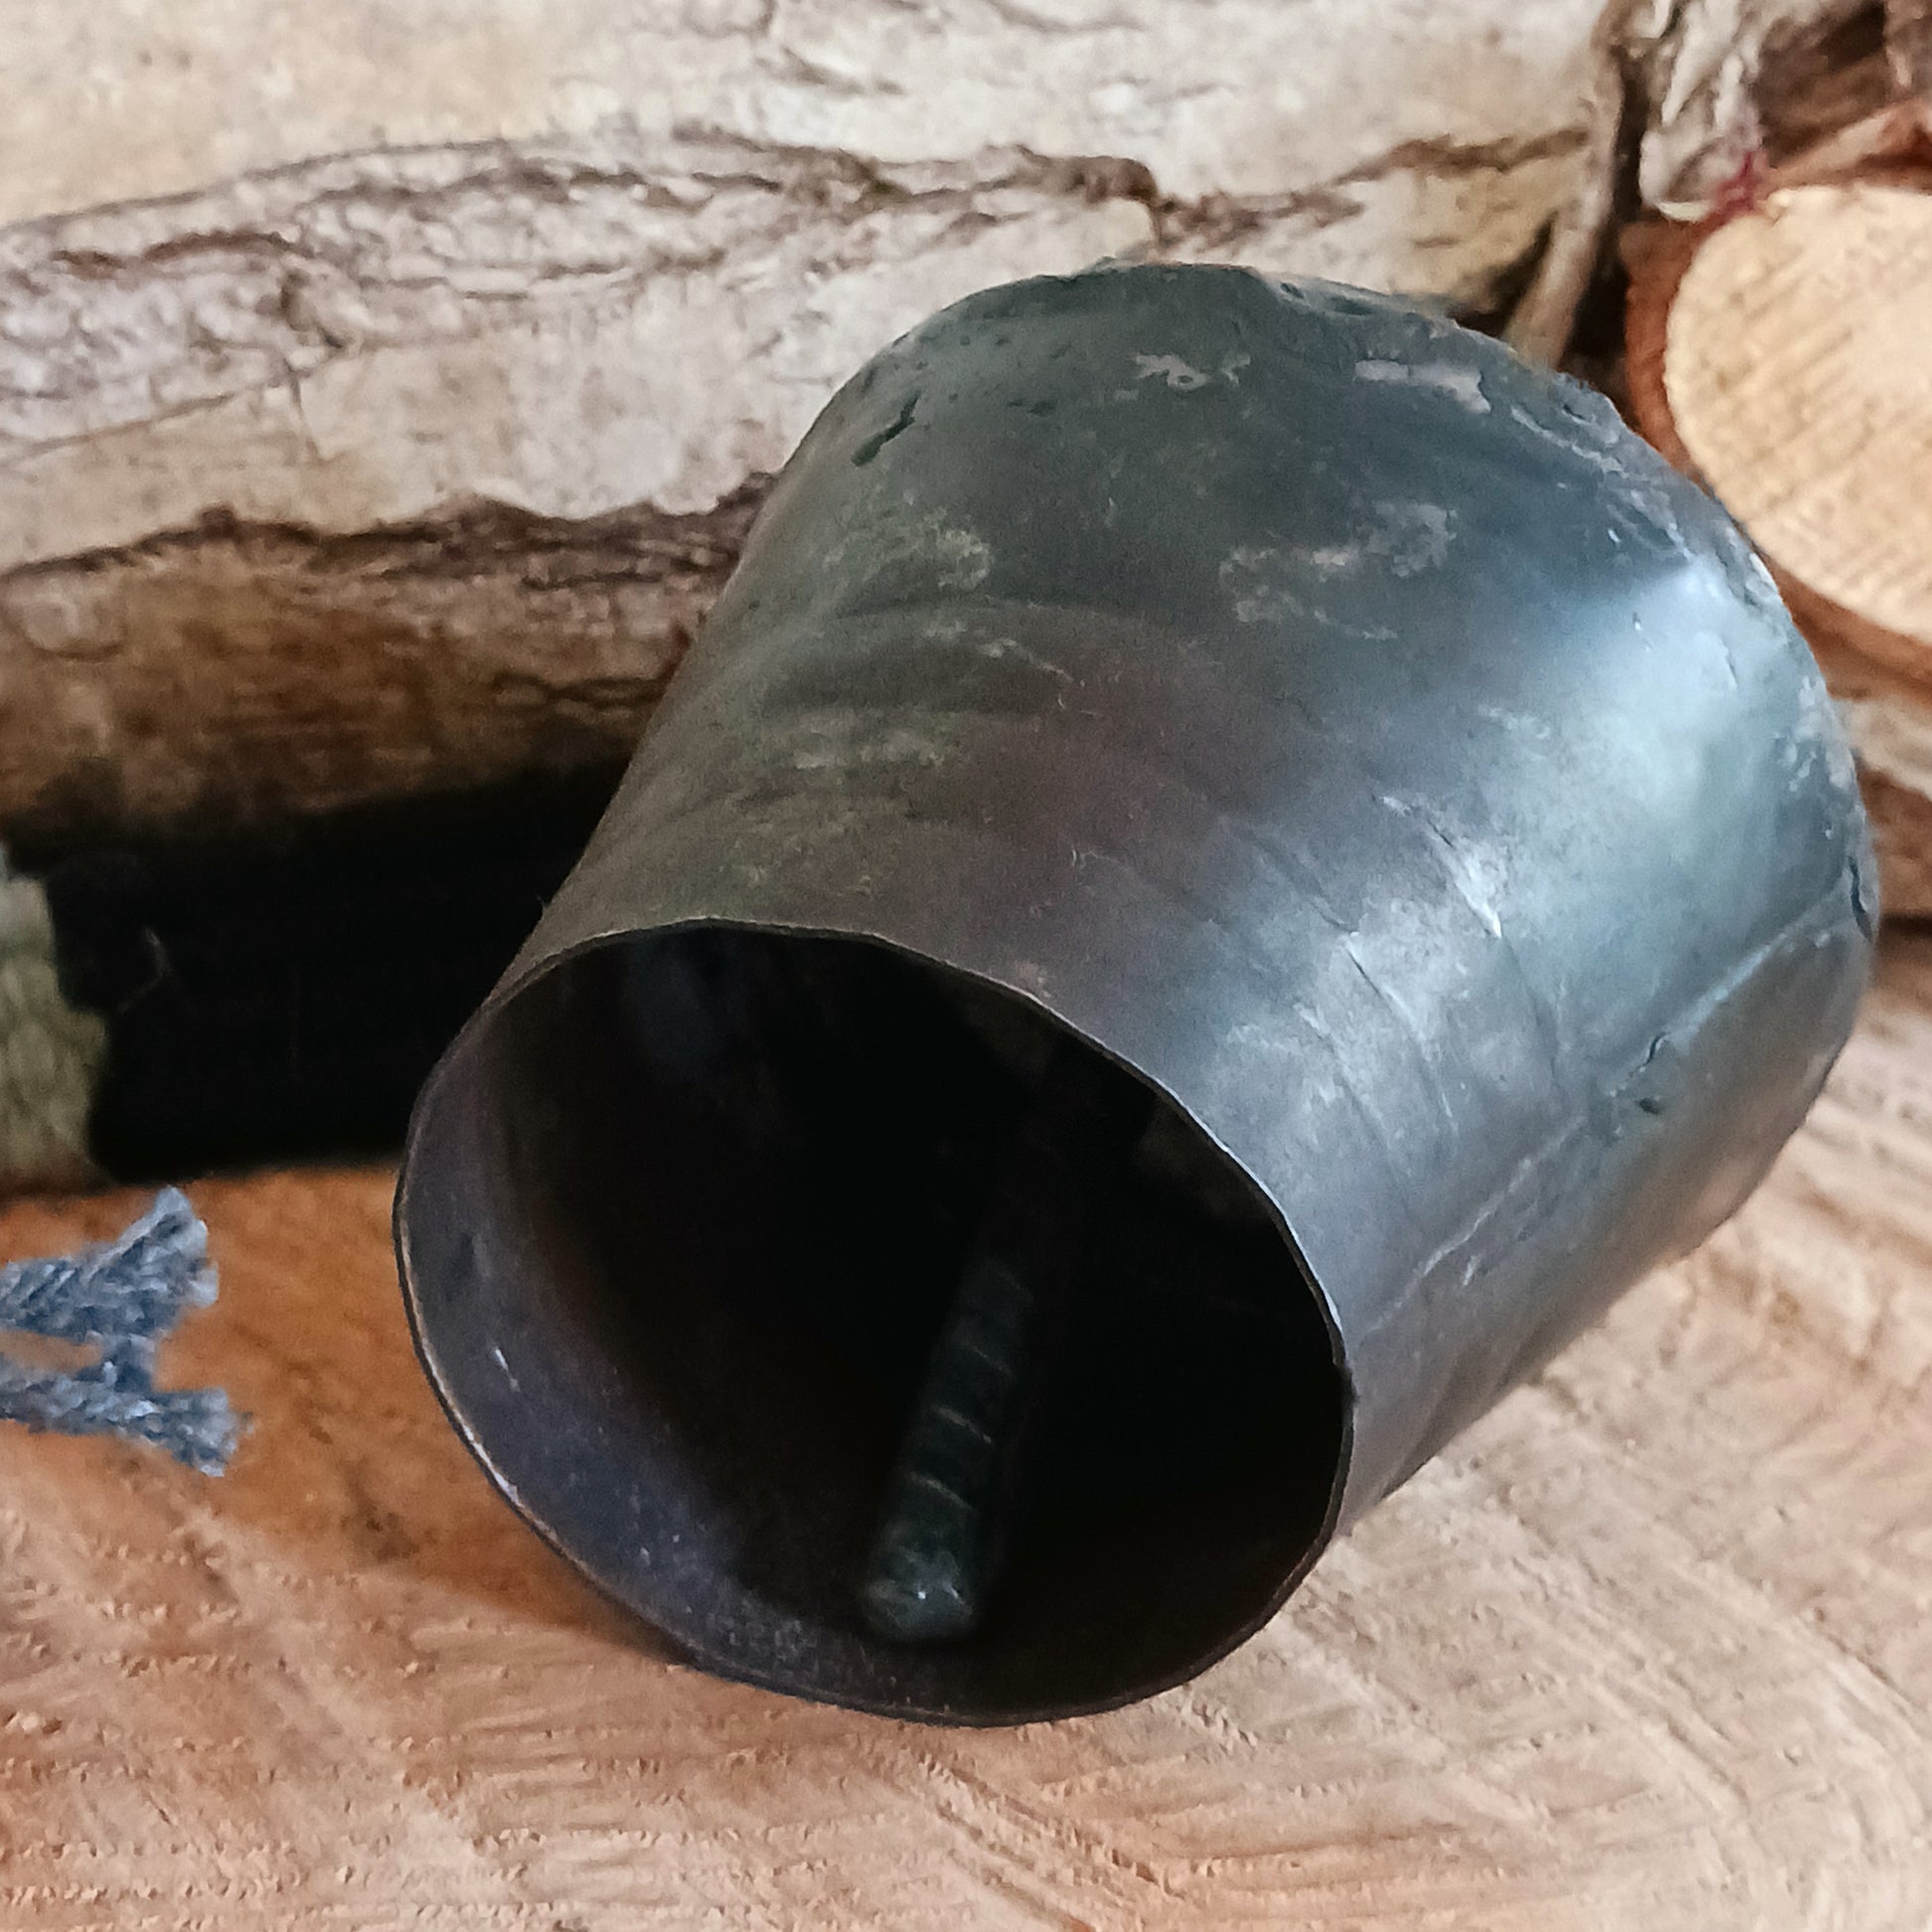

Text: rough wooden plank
xmin=2 ymin=938 xmax=1930 ymax=1927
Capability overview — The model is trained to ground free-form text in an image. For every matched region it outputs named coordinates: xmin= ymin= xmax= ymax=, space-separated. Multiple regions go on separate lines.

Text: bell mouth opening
xmin=398 ymin=923 xmax=1346 ymax=1722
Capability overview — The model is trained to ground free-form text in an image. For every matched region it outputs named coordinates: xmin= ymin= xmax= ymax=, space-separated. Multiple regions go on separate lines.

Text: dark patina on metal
xmin=395 ymin=263 xmax=1874 ymax=1724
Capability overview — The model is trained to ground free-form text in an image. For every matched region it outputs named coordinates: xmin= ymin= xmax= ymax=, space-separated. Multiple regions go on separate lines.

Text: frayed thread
xmin=0 ymin=1188 xmax=239 ymax=1473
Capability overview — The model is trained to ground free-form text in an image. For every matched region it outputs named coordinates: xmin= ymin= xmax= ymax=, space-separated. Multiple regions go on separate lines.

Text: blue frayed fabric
xmin=0 ymin=1188 xmax=238 ymax=1472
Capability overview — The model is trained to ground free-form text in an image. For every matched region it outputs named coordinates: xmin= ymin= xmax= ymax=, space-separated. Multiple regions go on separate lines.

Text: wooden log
xmin=0 ymin=2 xmax=1614 ymax=842
xmin=1626 ymin=104 xmax=1932 ymax=916
xmin=2 ymin=0 xmax=1876 ymax=842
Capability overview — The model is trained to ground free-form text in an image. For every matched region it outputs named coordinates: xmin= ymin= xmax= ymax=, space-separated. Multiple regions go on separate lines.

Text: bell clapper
xmin=859 ymin=1037 xmax=1154 ymax=1644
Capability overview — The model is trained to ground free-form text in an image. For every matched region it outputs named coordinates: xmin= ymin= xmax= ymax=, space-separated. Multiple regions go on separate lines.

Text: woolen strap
xmin=0 ymin=1188 xmax=237 ymax=1470
xmin=0 ymin=853 xmax=107 ymax=1192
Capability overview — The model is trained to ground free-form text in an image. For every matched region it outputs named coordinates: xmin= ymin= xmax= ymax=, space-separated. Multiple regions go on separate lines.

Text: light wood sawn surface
xmin=2 ymin=940 xmax=1931 ymax=1928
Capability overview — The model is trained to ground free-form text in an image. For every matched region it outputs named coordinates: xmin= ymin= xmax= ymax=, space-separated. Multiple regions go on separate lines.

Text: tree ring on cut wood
xmin=1662 ymin=183 xmax=1932 ymax=682
xmin=1625 ymin=120 xmax=1932 ymax=918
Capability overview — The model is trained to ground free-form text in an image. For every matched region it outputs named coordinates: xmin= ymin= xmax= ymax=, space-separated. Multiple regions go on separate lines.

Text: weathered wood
xmin=2 ymin=936 xmax=1930 ymax=1927
xmin=0 ymin=0 xmax=1612 ymax=839
xmin=1661 ymin=181 xmax=1932 ymax=675
xmin=1508 ymin=0 xmax=1880 ymax=361
xmin=0 ymin=0 xmax=1874 ymax=840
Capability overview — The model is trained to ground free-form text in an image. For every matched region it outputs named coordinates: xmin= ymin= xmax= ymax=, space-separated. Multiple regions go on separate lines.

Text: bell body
xmin=396 ymin=264 xmax=1873 ymax=1722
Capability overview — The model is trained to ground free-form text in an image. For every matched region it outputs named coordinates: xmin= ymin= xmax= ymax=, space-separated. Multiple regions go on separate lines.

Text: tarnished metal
xmin=395 ymin=263 xmax=1874 ymax=1724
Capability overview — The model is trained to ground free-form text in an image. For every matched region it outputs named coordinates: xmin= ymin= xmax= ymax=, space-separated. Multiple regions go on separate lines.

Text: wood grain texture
xmin=3 ymin=938 xmax=1932 ymax=1927
xmin=1621 ymin=104 xmax=1932 ymax=684
xmin=0 ymin=494 xmax=757 ymax=842
xmin=0 ymin=0 xmax=1601 ymax=841
xmin=0 ymin=0 xmax=1864 ymax=840
xmin=1814 ymin=635 xmax=1932 ymax=919
xmin=1666 ymin=182 xmax=1932 ymax=668
xmin=1623 ymin=125 xmax=1932 ymax=917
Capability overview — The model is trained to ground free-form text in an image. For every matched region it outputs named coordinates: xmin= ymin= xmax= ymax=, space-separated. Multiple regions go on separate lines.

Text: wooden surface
xmin=4 ymin=940 xmax=1932 ymax=1928
xmin=1663 ymin=180 xmax=1932 ymax=676
xmin=0 ymin=0 xmax=1600 ymax=842
xmin=0 ymin=0 xmax=1861 ymax=841
xmin=1623 ymin=137 xmax=1932 ymax=919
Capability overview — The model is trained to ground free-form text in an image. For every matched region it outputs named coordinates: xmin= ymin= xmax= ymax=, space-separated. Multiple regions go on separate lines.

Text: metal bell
xmin=395 ymin=263 xmax=1873 ymax=1723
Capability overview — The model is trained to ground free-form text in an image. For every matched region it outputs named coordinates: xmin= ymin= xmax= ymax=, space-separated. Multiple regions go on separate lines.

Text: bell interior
xmin=400 ymin=924 xmax=1346 ymax=1721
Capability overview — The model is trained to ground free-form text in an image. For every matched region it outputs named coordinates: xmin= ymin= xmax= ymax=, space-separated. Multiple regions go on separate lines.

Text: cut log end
xmin=1625 ymin=111 xmax=1932 ymax=917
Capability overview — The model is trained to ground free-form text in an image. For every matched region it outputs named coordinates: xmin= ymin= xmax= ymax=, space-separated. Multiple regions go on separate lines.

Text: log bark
xmin=0 ymin=2 xmax=1608 ymax=841
xmin=0 ymin=0 xmax=1869 ymax=841
xmin=7 ymin=937 xmax=1932 ymax=1920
